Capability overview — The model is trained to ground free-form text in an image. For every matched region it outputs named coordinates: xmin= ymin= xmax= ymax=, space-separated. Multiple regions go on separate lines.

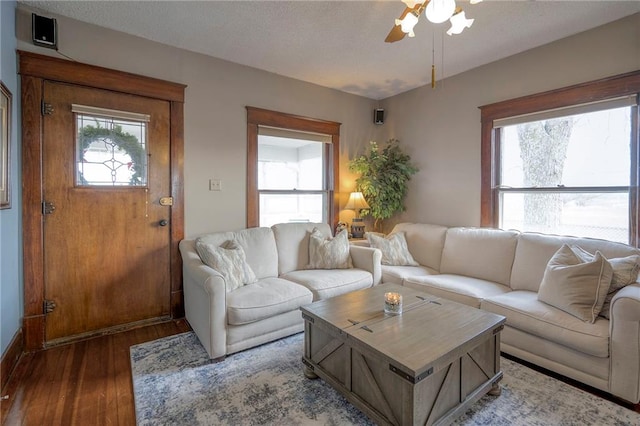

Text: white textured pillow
xmin=307 ymin=228 xmax=352 ymax=269
xmin=366 ymin=232 xmax=418 ymax=266
xmin=570 ymin=246 xmax=640 ymax=319
xmin=195 ymin=239 xmax=257 ymax=292
xmin=538 ymin=244 xmax=613 ymax=323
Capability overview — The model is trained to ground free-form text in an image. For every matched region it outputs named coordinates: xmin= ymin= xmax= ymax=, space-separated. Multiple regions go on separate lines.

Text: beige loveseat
xmin=372 ymin=223 xmax=640 ymax=404
xmin=179 ymin=222 xmax=382 ymax=360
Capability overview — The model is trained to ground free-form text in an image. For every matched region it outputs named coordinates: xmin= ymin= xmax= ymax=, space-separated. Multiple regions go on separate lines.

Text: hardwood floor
xmin=1 ymin=319 xmax=638 ymax=425
xmin=0 ymin=319 xmax=190 ymax=426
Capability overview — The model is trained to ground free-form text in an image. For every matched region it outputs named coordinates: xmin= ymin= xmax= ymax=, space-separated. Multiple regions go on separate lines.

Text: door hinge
xmin=44 ymin=299 xmax=57 ymax=314
xmin=42 ymin=102 xmax=54 ymax=116
xmin=42 ymin=201 xmax=56 ymax=215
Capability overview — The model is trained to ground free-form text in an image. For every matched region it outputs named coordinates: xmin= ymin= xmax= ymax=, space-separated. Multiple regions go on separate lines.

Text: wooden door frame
xmin=18 ymin=51 xmax=186 ymax=350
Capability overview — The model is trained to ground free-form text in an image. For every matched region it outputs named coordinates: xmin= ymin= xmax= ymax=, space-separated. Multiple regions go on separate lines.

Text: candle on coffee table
xmin=384 ymin=292 xmax=403 ymax=315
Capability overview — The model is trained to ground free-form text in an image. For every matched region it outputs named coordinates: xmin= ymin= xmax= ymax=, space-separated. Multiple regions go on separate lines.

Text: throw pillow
xmin=570 ymin=246 xmax=640 ymax=319
xmin=538 ymin=244 xmax=613 ymax=323
xmin=366 ymin=232 xmax=419 ymax=266
xmin=307 ymin=228 xmax=352 ymax=269
xmin=195 ymin=239 xmax=257 ymax=292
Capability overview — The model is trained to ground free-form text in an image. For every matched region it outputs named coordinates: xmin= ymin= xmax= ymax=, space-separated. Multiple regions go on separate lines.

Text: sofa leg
xmin=304 ymin=365 xmax=318 ymax=379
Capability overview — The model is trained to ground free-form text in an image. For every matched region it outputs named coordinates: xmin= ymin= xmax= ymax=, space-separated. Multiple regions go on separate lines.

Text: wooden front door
xmin=42 ymin=81 xmax=172 ymax=343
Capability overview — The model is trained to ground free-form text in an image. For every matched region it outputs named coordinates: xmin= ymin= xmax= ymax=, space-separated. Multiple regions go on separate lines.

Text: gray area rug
xmin=130 ymin=332 xmax=638 ymax=425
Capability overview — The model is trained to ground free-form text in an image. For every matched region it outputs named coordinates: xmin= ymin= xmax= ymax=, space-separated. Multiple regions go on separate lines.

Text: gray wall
xmin=15 ymin=5 xmax=380 ymax=238
xmin=1 ymin=0 xmax=23 ymax=356
xmin=379 ymin=13 xmax=640 ymax=230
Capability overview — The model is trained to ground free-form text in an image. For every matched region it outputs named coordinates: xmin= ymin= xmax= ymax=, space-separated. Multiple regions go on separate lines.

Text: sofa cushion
xmin=282 ymin=268 xmax=372 ymax=301
xmin=272 ymin=222 xmax=333 ymax=275
xmin=197 ymin=227 xmax=279 ymax=280
xmin=538 ymin=244 xmax=613 ymax=323
xmin=390 ymin=223 xmax=448 ymax=271
xmin=403 ymin=274 xmax=511 ymax=308
xmin=481 ymin=291 xmax=609 ymax=358
xmin=366 ymin=232 xmax=418 ymax=266
xmin=510 ymin=232 xmax=640 ymax=293
xmin=381 ymin=265 xmax=438 ymax=285
xmin=439 ymin=227 xmax=519 ymax=286
xmin=195 ymin=239 xmax=257 ymax=291
xmin=308 ymin=228 xmax=352 ymax=269
xmin=226 ymin=277 xmax=313 ymax=325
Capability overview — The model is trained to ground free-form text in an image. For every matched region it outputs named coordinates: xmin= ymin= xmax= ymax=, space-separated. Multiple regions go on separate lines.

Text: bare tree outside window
xmin=517 ymin=118 xmax=573 ymax=231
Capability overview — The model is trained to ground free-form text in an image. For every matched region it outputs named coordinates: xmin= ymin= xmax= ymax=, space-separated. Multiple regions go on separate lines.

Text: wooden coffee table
xmin=300 ymin=284 xmax=506 ymax=426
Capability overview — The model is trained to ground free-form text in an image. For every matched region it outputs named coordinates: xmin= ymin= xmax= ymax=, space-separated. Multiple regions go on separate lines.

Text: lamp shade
xmin=425 ymin=0 xmax=456 ymax=24
xmin=447 ymin=10 xmax=474 ymax=36
xmin=345 ymin=192 xmax=370 ymax=211
xmin=395 ymin=12 xmax=419 ymax=37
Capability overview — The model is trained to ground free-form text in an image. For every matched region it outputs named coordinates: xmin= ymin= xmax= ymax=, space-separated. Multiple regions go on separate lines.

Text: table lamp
xmin=345 ymin=192 xmax=370 ymax=238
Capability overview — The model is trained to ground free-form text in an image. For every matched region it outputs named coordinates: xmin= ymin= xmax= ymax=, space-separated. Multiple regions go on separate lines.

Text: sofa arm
xmin=179 ymin=240 xmax=228 ymax=360
xmin=609 ymin=283 xmax=640 ymax=403
xmin=350 ymin=245 xmax=382 ymax=286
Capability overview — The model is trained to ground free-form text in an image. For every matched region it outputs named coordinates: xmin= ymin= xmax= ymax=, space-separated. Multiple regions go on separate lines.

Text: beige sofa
xmin=374 ymin=223 xmax=640 ymax=404
xmin=179 ymin=222 xmax=382 ymax=360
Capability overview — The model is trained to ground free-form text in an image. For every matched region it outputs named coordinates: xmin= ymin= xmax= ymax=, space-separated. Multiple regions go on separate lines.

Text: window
xmin=74 ymin=104 xmax=149 ymax=187
xmin=480 ymin=71 xmax=640 ymax=245
xmin=258 ymin=128 xmax=328 ymax=226
xmin=247 ymin=107 xmax=340 ymax=228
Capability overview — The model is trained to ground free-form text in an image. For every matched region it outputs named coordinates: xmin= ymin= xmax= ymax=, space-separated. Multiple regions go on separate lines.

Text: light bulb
xmin=425 ymin=0 xmax=456 ymax=24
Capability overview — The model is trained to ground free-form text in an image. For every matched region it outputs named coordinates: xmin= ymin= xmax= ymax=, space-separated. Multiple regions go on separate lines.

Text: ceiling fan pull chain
xmin=441 ymin=27 xmax=446 ymax=89
xmin=431 ymin=28 xmax=436 ymax=89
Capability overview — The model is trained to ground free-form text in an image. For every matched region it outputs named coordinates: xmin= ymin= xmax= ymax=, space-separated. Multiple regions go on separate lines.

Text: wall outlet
xmin=209 ymin=179 xmax=222 ymax=191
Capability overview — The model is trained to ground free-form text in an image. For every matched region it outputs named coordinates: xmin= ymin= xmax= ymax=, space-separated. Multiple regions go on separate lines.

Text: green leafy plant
xmin=348 ymin=139 xmax=418 ymax=230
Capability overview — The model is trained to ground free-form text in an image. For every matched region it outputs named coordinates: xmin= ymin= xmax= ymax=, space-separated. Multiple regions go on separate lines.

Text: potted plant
xmin=348 ymin=139 xmax=418 ymax=231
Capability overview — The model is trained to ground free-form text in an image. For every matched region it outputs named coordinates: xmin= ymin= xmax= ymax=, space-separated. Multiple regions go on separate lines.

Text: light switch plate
xmin=209 ymin=179 xmax=222 ymax=191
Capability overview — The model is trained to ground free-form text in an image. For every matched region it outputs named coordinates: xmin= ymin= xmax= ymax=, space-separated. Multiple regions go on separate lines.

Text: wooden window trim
xmin=19 ymin=51 xmax=186 ymax=350
xmin=246 ymin=107 xmax=340 ymax=229
xmin=479 ymin=70 xmax=640 ymax=245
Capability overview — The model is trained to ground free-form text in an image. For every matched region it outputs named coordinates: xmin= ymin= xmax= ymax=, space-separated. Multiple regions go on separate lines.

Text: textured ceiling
xmin=19 ymin=1 xmax=640 ymax=100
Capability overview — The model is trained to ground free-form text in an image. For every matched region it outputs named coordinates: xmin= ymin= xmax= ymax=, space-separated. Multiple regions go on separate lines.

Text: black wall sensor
xmin=374 ymin=108 xmax=385 ymax=125
xmin=32 ymin=13 xmax=58 ymax=50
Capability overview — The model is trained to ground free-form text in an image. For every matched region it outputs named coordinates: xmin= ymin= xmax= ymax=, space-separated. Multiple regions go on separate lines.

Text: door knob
xmin=159 ymin=219 xmax=168 ymax=226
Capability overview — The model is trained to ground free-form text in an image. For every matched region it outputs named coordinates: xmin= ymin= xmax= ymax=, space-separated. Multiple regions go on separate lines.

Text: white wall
xmin=379 ymin=13 xmax=640 ymax=229
xmin=15 ymin=5 xmax=380 ymax=238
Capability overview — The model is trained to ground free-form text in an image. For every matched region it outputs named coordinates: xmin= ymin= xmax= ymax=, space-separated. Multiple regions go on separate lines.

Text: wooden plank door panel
xmin=43 ymin=81 xmax=171 ymax=342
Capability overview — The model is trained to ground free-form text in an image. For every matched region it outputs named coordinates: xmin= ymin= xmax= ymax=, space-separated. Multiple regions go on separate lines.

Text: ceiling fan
xmin=385 ymin=0 xmax=480 ymax=43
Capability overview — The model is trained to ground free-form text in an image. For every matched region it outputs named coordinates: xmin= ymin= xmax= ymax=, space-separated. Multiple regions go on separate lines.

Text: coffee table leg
xmin=304 ymin=365 xmax=318 ymax=379
xmin=488 ymin=383 xmax=502 ymax=396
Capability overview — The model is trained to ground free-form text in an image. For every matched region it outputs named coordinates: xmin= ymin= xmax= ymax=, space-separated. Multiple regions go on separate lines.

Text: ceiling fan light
xmin=425 ymin=0 xmax=456 ymax=24
xmin=396 ymin=11 xmax=419 ymax=35
xmin=447 ymin=11 xmax=474 ymax=36
xmin=402 ymin=0 xmax=421 ymax=7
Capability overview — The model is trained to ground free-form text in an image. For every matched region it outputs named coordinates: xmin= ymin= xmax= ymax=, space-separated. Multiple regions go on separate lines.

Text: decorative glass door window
xmin=73 ymin=104 xmax=149 ymax=186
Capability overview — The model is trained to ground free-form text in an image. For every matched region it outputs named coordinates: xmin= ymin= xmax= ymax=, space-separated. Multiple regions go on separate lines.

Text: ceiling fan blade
xmin=384 ymin=3 xmax=425 ymax=43
xmin=385 ymin=25 xmax=406 ymax=43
